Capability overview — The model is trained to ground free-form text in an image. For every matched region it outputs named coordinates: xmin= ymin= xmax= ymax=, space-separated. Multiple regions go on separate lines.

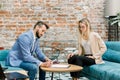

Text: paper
xmin=51 ymin=64 xmax=70 ymax=68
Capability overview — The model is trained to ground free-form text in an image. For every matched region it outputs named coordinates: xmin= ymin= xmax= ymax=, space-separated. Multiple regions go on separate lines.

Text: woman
xmin=67 ymin=18 xmax=107 ymax=80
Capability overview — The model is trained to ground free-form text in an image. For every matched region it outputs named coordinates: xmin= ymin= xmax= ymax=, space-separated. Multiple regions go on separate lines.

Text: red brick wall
xmin=0 ymin=0 xmax=108 ymax=49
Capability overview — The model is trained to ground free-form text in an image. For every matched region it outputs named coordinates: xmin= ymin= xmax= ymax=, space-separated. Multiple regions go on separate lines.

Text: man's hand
xmin=45 ymin=57 xmax=52 ymax=62
xmin=40 ymin=61 xmax=52 ymax=67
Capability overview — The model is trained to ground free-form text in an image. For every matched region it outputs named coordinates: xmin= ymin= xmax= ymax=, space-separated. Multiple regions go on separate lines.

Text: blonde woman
xmin=67 ymin=18 xmax=107 ymax=80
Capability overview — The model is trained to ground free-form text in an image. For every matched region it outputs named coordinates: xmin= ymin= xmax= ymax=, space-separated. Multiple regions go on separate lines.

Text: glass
xmin=58 ymin=52 xmax=67 ymax=63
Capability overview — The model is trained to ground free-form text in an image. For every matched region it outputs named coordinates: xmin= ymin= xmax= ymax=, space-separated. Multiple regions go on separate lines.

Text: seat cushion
xmin=82 ymin=64 xmax=105 ymax=80
xmin=82 ymin=61 xmax=120 ymax=80
xmin=0 ymin=61 xmax=24 ymax=71
xmin=102 ymin=49 xmax=120 ymax=63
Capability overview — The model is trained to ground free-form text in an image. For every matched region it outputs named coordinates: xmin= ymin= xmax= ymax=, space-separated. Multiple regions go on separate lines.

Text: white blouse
xmin=81 ymin=39 xmax=92 ymax=55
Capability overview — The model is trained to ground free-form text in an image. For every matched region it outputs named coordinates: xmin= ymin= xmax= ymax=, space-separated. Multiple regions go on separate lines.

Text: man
xmin=6 ymin=21 xmax=52 ymax=80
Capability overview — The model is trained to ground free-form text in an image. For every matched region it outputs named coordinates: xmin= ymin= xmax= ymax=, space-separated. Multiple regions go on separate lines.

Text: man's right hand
xmin=40 ymin=61 xmax=52 ymax=67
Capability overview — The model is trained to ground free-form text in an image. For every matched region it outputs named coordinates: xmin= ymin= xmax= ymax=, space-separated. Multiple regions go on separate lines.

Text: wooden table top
xmin=41 ymin=64 xmax=83 ymax=72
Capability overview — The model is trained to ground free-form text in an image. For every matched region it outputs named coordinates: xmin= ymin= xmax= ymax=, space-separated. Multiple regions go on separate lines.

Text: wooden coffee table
xmin=41 ymin=64 xmax=83 ymax=80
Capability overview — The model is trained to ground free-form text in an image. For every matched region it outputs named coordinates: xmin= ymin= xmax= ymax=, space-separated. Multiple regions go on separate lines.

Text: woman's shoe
xmin=72 ymin=77 xmax=78 ymax=80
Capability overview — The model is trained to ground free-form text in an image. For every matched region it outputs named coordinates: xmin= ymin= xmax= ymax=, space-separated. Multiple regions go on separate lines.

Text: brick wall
xmin=0 ymin=0 xmax=108 ymax=50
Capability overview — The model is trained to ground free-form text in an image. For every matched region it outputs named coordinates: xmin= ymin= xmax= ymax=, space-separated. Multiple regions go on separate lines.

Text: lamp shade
xmin=104 ymin=0 xmax=120 ymax=17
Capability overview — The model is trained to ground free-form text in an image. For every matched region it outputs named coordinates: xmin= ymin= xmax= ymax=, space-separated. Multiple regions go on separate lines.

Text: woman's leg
xmin=68 ymin=55 xmax=82 ymax=78
xmin=68 ymin=55 xmax=95 ymax=79
xmin=78 ymin=56 xmax=95 ymax=66
xmin=20 ymin=62 xmax=38 ymax=80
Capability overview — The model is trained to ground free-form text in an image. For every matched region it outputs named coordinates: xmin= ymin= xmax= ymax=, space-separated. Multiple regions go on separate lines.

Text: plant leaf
xmin=111 ymin=20 xmax=119 ymax=25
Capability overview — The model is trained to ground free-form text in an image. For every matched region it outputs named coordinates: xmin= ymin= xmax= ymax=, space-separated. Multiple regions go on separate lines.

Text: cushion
xmin=102 ymin=49 xmax=120 ymax=63
xmin=81 ymin=61 xmax=120 ymax=80
xmin=105 ymin=41 xmax=120 ymax=51
xmin=0 ymin=50 xmax=9 ymax=61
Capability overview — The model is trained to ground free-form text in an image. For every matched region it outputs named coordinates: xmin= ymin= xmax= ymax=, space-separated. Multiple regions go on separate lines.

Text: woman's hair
xmin=78 ymin=18 xmax=92 ymax=55
xmin=78 ymin=18 xmax=92 ymax=40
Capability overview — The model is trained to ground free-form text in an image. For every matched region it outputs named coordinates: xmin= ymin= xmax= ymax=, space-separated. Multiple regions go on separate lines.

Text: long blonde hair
xmin=78 ymin=18 xmax=92 ymax=40
xmin=78 ymin=18 xmax=92 ymax=55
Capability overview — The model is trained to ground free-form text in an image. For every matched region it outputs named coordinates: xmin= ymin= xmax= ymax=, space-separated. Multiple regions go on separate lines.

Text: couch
xmin=81 ymin=41 xmax=120 ymax=80
xmin=0 ymin=50 xmax=25 ymax=72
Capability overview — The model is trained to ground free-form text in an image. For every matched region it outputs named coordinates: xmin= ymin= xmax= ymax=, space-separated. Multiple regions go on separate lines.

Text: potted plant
xmin=109 ymin=12 xmax=120 ymax=26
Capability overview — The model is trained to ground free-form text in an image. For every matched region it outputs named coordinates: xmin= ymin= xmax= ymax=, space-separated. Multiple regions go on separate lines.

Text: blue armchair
xmin=0 ymin=50 xmax=25 ymax=72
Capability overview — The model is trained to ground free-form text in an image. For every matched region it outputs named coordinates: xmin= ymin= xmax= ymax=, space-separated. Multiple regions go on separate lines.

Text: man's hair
xmin=34 ymin=21 xmax=49 ymax=29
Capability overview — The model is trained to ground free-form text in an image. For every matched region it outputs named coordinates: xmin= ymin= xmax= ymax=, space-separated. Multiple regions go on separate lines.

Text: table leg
xmin=51 ymin=72 xmax=54 ymax=80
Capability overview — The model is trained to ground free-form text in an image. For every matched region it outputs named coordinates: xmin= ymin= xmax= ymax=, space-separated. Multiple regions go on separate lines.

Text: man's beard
xmin=36 ymin=31 xmax=41 ymax=38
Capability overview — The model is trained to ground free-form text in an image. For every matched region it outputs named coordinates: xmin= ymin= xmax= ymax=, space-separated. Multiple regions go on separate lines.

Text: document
xmin=51 ymin=64 xmax=70 ymax=68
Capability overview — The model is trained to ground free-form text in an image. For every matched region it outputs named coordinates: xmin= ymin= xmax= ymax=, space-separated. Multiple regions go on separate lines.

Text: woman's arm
xmin=93 ymin=33 xmax=107 ymax=59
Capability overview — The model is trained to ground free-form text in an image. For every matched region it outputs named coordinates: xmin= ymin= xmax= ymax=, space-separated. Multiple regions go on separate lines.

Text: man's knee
xmin=20 ymin=62 xmax=38 ymax=71
xmin=30 ymin=64 xmax=38 ymax=72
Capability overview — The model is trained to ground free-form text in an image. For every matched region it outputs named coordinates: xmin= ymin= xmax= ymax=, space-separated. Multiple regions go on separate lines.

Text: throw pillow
xmin=102 ymin=49 xmax=120 ymax=63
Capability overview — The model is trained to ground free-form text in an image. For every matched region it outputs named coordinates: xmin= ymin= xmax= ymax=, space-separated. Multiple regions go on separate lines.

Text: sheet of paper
xmin=51 ymin=64 xmax=70 ymax=68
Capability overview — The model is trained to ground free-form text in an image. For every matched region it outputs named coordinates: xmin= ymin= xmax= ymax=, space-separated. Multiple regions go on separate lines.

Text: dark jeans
xmin=20 ymin=62 xmax=46 ymax=80
xmin=68 ymin=55 xmax=95 ymax=78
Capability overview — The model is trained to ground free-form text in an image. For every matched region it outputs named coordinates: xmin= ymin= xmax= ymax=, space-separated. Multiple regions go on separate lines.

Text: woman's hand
xmin=67 ymin=53 xmax=74 ymax=59
xmin=87 ymin=56 xmax=95 ymax=59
